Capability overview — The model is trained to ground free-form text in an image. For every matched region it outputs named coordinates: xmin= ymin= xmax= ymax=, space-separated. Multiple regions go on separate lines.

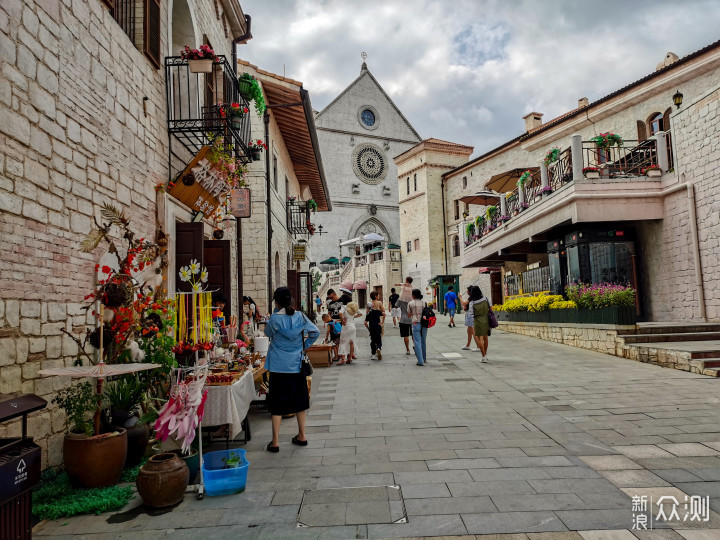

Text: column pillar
xmin=571 ymin=133 xmax=583 ymax=182
xmin=500 ymin=195 xmax=507 ymax=218
xmin=540 ymin=161 xmax=549 ymax=194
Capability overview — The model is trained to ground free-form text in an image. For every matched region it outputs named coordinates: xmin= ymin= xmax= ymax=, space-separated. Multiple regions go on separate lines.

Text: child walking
xmin=364 ymin=291 xmax=386 ymax=360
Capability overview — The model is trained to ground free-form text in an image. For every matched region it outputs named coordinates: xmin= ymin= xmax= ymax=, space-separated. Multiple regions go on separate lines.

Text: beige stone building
xmin=394 ymin=139 xmax=473 ymax=304
xmin=403 ymin=40 xmax=720 ymax=322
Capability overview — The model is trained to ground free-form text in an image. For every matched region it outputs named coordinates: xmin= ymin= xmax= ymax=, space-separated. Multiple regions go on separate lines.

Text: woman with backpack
xmin=407 ymin=289 xmax=428 ymax=366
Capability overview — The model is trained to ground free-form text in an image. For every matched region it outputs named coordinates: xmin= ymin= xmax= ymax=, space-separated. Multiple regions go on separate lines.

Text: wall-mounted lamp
xmin=143 ymin=96 xmax=148 ymax=117
xmin=462 ymin=210 xmax=469 ymax=219
xmin=191 ymin=210 xmax=204 ymax=223
xmin=673 ymin=90 xmax=683 ymax=109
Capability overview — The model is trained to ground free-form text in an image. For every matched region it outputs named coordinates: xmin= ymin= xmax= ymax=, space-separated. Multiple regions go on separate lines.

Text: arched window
xmin=406 ymin=177 xmax=410 ymax=195
xmin=648 ymin=112 xmax=663 ymax=135
xmin=413 ymin=174 xmax=417 ymax=191
xmin=452 ymin=235 xmax=460 ymax=257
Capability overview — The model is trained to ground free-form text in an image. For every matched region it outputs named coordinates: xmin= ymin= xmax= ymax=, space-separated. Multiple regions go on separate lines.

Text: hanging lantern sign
xmin=167 ymin=146 xmax=227 ymax=217
xmin=229 ymin=188 xmax=251 ymax=218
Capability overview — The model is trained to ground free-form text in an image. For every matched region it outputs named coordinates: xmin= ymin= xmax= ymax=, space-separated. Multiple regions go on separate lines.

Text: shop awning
xmin=478 ymin=267 xmax=502 ymax=273
xmin=459 ymin=190 xmax=501 ymax=206
xmin=484 ymin=167 xmax=539 ymax=193
xmin=387 ymin=243 xmax=400 ymax=249
xmin=245 ymin=63 xmax=331 ymax=211
xmin=341 ymin=256 xmax=351 ymax=263
xmin=320 ymin=257 xmax=339 ymax=265
xmin=353 ymin=280 xmax=367 ymax=290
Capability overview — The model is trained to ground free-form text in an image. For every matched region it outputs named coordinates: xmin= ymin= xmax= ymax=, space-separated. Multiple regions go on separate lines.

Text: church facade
xmin=312 ymin=62 xmax=421 ymax=266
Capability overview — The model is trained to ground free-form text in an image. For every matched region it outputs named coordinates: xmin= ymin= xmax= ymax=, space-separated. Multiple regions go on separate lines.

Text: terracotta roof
xmin=237 ymin=58 xmax=303 ymax=86
xmin=443 ymin=38 xmax=720 ymax=178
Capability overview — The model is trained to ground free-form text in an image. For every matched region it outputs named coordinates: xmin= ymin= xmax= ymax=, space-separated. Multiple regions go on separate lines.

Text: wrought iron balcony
xmin=165 ymin=55 xmax=252 ymax=179
xmin=287 ymin=201 xmax=311 ymax=237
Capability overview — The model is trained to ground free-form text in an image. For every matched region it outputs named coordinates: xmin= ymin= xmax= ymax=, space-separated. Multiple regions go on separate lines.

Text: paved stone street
xmin=34 ymin=317 xmax=720 ymax=539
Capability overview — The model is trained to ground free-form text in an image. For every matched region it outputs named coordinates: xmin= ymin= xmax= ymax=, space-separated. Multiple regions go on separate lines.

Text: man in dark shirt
xmin=326 ymin=289 xmax=344 ymax=323
xmin=388 ymin=288 xmax=400 ymax=328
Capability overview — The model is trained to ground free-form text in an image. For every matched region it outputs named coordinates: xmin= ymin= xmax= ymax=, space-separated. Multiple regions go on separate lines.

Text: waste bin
xmin=0 ymin=394 xmax=47 ymax=539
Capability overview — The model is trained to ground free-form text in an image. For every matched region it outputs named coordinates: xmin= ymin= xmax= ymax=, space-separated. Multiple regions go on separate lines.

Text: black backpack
xmin=421 ymin=306 xmax=436 ymax=328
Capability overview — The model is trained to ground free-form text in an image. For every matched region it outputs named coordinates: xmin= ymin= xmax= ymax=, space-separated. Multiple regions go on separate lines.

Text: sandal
xmin=336 ymin=359 xmax=346 ymax=365
xmin=266 ymin=443 xmax=279 ymax=453
xmin=292 ymin=436 xmax=308 ymax=446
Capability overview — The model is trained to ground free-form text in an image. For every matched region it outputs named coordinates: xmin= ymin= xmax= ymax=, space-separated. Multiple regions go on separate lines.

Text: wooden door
xmin=175 ymin=222 xmax=204 ymax=293
xmin=287 ymin=269 xmax=300 ymax=311
xmin=490 ymin=271 xmax=503 ymax=306
xmin=204 ymin=239 xmax=232 ymax=320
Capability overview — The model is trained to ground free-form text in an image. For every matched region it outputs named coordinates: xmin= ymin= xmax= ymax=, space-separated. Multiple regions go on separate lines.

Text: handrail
xmin=581 ymin=139 xmax=657 ymax=177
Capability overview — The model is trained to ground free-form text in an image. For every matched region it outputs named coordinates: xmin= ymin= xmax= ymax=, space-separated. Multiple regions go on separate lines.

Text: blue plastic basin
xmin=201 ymin=449 xmax=249 ymax=496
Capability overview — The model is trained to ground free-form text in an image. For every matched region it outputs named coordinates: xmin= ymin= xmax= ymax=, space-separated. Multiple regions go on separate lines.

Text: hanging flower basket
xmin=213 ymin=229 xmax=224 ymax=240
xmin=249 ymin=148 xmax=261 ymax=161
xmin=247 ymin=139 xmax=267 ymax=162
xmin=590 ymin=132 xmax=623 ymax=149
xmin=582 ymin=167 xmax=600 ymax=179
xmin=544 ymin=147 xmax=561 ymax=165
xmin=188 ymin=59 xmax=213 ymax=73
xmin=237 ymin=77 xmax=254 ymax=100
xmin=181 ymin=45 xmax=218 ymax=74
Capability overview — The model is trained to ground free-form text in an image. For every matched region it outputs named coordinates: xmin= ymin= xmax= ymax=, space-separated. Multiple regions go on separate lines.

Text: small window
xmin=462 ymin=176 xmax=467 ymax=189
xmin=273 ymin=152 xmax=278 ymax=191
xmin=454 ymin=200 xmax=460 ymax=220
xmin=406 ymin=241 xmax=412 ymax=252
xmin=453 ymin=235 xmax=460 ymax=257
xmin=361 ymin=109 xmax=375 ymax=126
xmin=648 ymin=112 xmax=664 ymax=135
xmin=406 ymin=177 xmax=410 ymax=195
xmin=413 ymin=174 xmax=417 ymax=191
xmin=414 ymin=238 xmax=420 ymax=251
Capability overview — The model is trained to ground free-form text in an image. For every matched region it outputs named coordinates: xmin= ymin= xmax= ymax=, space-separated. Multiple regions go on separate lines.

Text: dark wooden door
xmin=287 ymin=269 xmax=300 ymax=311
xmin=490 ymin=272 xmax=503 ymax=306
xmin=204 ymin=239 xmax=231 ymax=320
xmin=175 ymin=222 xmax=204 ymax=293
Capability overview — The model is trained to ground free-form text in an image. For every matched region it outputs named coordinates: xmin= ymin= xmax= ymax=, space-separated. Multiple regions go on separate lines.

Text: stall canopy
xmin=387 ymin=243 xmax=401 ymax=249
xmin=340 ymin=233 xmax=385 ymax=246
xmin=353 ymin=280 xmax=367 ymax=290
xmin=484 ymin=167 xmax=539 ymax=193
xmin=459 ymin=190 xmax=501 ymax=206
xmin=341 ymin=256 xmax=351 ymax=263
xmin=320 ymin=257 xmax=339 ymax=265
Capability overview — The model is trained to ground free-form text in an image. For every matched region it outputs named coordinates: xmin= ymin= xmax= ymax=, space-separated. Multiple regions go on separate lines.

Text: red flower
xmin=102 ymin=265 xmax=112 ymax=274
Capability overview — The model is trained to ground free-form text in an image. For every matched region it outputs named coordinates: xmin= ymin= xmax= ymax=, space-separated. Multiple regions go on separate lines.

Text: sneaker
xmin=461 ymin=346 xmax=471 ymax=350
xmin=405 ymin=351 xmax=411 ymax=355
xmin=377 ymin=350 xmax=382 ymax=360
xmin=481 ymin=356 xmax=488 ymax=363
xmin=370 ymin=354 xmax=377 ymax=360
xmin=448 ymin=323 xmax=452 ymax=327
xmin=471 ymin=348 xmax=479 ymax=352
xmin=416 ymin=362 xmax=424 ymax=366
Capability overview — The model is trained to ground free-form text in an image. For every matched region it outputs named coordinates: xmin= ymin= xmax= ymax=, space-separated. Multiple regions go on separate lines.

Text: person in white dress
xmin=337 ymin=302 xmax=360 ymax=365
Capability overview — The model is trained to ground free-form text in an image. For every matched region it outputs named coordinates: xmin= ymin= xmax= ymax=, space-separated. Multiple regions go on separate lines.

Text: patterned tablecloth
xmin=202 ymin=371 xmax=256 ymax=439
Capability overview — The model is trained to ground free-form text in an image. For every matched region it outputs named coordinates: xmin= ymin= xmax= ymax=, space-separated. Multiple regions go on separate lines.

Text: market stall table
xmin=202 ymin=370 xmax=256 ymax=444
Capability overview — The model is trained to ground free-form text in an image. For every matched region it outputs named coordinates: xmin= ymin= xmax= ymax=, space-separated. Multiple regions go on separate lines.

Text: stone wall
xmin=0 ymin=0 xmax=240 ymax=467
xmin=498 ymin=321 xmax=629 ymax=356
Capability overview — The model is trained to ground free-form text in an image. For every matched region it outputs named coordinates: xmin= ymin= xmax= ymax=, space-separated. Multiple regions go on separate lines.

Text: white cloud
xmin=240 ymin=0 xmax=718 ymax=156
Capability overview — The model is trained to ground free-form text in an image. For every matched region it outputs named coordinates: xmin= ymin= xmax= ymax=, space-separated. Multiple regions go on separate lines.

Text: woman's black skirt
xmin=267 ymin=371 xmax=310 ymax=416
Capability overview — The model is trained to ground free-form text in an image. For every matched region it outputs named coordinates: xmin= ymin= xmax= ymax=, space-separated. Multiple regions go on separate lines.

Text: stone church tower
xmin=312 ymin=61 xmax=421 ymax=264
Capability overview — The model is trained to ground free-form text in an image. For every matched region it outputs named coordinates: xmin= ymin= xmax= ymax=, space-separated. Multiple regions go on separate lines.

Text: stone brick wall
xmin=498 ymin=322 xmax=628 ymax=356
xmin=0 ymin=0 xmax=241 ymax=466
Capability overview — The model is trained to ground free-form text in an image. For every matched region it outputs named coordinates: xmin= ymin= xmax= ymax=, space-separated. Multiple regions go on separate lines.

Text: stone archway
xmin=353 ymin=217 xmax=391 ymax=243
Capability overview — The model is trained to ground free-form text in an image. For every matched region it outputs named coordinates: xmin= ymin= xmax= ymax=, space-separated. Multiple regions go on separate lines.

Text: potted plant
xmin=306 ymin=199 xmax=318 ymax=213
xmin=465 ymin=222 xmax=475 ymax=240
xmin=54 ymin=382 xmax=129 ymax=489
xmin=590 ymin=132 xmax=623 ymax=149
xmin=248 ymin=139 xmax=268 ymax=161
xmin=505 ymin=191 xmax=517 ymax=203
xmin=544 ymin=147 xmax=561 ymax=166
xmin=306 ymin=220 xmax=316 ymax=235
xmin=582 ymin=166 xmax=601 ymax=179
xmin=540 ymin=185 xmax=553 ymax=195
xmin=220 ymin=102 xmax=248 ymax=129
xmin=180 ymin=45 xmax=218 ymax=73
xmin=237 ymin=73 xmax=266 ymax=116
xmin=104 ymin=375 xmax=150 ymax=467
xmin=642 ymin=164 xmax=662 ymax=178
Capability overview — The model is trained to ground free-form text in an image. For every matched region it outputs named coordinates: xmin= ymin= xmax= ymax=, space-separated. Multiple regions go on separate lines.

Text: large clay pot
xmin=117 ymin=422 xmax=151 ymax=467
xmin=136 ymin=453 xmax=189 ymax=508
xmin=63 ymin=429 xmax=128 ymax=488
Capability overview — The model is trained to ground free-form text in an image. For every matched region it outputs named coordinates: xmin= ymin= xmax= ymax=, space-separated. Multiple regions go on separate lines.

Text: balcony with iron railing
xmin=462 ymin=131 xmax=673 ymax=267
xmin=165 ymin=55 xmax=252 ymax=179
xmin=286 ymin=200 xmax=312 ymax=238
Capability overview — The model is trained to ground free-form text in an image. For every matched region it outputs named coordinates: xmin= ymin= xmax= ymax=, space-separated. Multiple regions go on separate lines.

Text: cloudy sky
xmin=239 ymin=0 xmax=718 ymax=156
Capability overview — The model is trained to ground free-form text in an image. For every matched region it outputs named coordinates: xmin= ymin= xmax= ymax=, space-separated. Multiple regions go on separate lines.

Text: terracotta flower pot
xmin=188 ymin=59 xmax=213 ymax=73
xmin=136 ymin=453 xmax=189 ymax=508
xmin=63 ymin=429 xmax=128 ymax=488
xmin=119 ymin=422 xmax=151 ymax=467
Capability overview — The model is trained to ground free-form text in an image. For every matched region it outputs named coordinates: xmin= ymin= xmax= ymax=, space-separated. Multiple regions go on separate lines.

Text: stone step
xmin=697 ymin=358 xmax=720 ymax=368
xmin=635 ymin=324 xmax=720 ymax=335
xmin=622 ymin=332 xmax=720 ymax=344
xmin=701 ymin=368 xmax=720 ymax=378
xmin=690 ymin=351 xmax=720 ymax=360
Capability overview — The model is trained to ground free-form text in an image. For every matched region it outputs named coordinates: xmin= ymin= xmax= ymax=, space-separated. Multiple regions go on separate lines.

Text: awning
xmin=478 ymin=267 xmax=502 ymax=274
xmin=256 ymin=76 xmax=331 ymax=211
xmin=484 ymin=167 xmax=539 ymax=193
xmin=320 ymin=257 xmax=339 ymax=264
xmin=387 ymin=243 xmax=400 ymax=249
xmin=353 ymin=280 xmax=367 ymax=290
xmin=341 ymin=256 xmax=351 ymax=263
xmin=459 ymin=190 xmax=501 ymax=206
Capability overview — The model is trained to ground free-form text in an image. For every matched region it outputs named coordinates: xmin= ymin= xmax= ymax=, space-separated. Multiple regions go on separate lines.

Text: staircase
xmin=617 ymin=323 xmax=720 ymax=377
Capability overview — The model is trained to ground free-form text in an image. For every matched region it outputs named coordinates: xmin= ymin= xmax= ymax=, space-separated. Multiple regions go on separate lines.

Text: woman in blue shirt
xmin=264 ymin=287 xmax=319 ymax=452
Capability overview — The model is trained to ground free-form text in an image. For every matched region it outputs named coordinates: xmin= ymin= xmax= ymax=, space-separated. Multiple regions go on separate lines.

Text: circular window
xmin=357 ymin=105 xmax=379 ymax=130
xmin=361 ymin=109 xmax=375 ymax=126
xmin=352 ymin=143 xmax=387 ymax=184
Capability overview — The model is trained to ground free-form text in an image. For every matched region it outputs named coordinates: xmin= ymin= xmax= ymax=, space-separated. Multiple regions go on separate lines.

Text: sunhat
xmin=345 ymin=302 xmax=359 ymax=317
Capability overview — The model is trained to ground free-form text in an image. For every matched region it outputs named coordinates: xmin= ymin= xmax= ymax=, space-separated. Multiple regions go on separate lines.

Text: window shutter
xmin=175 ymin=222 xmax=204 ymax=293
xmin=143 ymin=0 xmax=161 ymax=69
xmin=662 ymin=108 xmax=671 ymax=133
xmin=636 ymin=120 xmax=647 ymax=141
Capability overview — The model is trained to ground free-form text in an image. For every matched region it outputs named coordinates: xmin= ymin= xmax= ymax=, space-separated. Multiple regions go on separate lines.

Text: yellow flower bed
xmin=493 ymin=295 xmax=576 ymax=313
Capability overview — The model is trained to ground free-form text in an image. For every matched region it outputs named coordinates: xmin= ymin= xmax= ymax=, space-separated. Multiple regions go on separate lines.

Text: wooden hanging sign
xmin=229 ymin=188 xmax=251 ymax=218
xmin=168 ymin=146 xmax=228 ymax=216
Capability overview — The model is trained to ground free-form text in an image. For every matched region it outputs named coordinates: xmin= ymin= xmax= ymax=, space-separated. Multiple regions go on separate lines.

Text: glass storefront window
xmin=589 ymin=242 xmax=633 ymax=284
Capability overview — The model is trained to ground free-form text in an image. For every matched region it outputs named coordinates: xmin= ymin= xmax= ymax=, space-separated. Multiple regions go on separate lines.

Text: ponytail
xmin=272 ymin=286 xmax=295 ymax=315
